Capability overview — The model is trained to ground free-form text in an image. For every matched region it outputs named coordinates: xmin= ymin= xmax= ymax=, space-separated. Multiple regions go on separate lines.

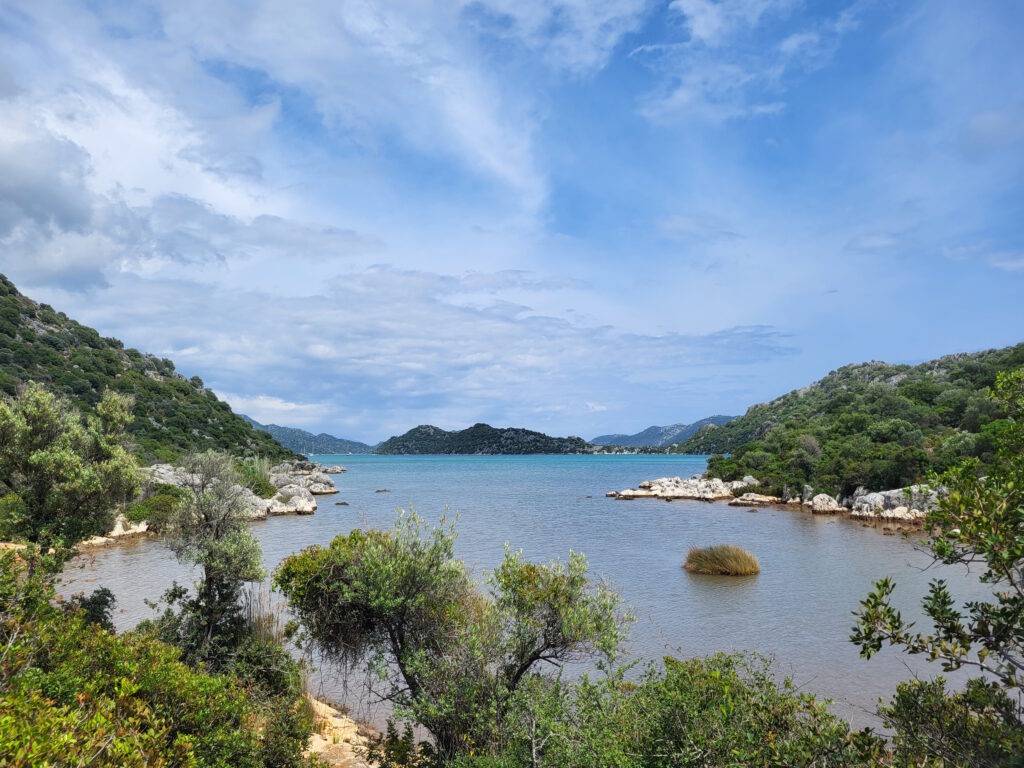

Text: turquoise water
xmin=61 ymin=454 xmax=984 ymax=730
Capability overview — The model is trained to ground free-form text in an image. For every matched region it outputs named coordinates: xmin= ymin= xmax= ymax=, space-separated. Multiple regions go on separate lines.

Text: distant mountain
xmin=0 ymin=274 xmax=296 ymax=463
xmin=374 ymin=423 xmax=591 ymax=455
xmin=242 ymin=416 xmax=374 ymax=455
xmin=591 ymin=416 xmax=735 ymax=448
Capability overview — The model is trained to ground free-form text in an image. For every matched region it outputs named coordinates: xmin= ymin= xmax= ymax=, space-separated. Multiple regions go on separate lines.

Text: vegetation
xmin=0 ymin=382 xmax=138 ymax=551
xmin=591 ymin=415 xmax=735 ymax=448
xmin=448 ymin=653 xmax=885 ymax=768
xmin=145 ymin=451 xmax=266 ymax=667
xmin=852 ymin=368 xmax=1024 ymax=765
xmin=0 ymin=387 xmax=316 ymax=767
xmin=0 ymin=273 xmax=296 ymax=464
xmin=683 ymin=544 xmax=760 ymax=576
xmin=374 ymin=423 xmax=591 ymax=455
xmin=275 ymin=513 xmax=622 ymax=761
xmin=243 ymin=416 xmax=373 ymax=454
xmin=676 ymin=343 xmax=1024 ymax=497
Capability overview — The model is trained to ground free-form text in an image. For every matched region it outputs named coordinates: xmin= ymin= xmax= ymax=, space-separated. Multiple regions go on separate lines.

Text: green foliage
xmin=125 ymin=483 xmax=190 ymax=528
xmin=0 ymin=273 xmax=296 ymax=463
xmin=852 ymin=369 xmax=1024 ymax=765
xmin=684 ymin=544 xmax=760 ymax=576
xmin=374 ymin=423 xmax=591 ymax=455
xmin=237 ymin=455 xmax=277 ymax=499
xmin=148 ymin=451 xmax=266 ymax=667
xmin=0 ymin=382 xmax=138 ymax=551
xmin=682 ymin=345 xmax=1024 ymax=496
xmin=448 ymin=654 xmax=884 ymax=767
xmin=275 ymin=513 xmax=623 ymax=761
xmin=0 ymin=551 xmax=308 ymax=767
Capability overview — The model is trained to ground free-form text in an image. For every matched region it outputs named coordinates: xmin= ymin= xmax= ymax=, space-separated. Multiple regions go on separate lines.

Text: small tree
xmin=0 ymin=382 xmax=137 ymax=554
xmin=153 ymin=450 xmax=265 ymax=665
xmin=852 ymin=369 xmax=1024 ymax=765
xmin=274 ymin=513 xmax=624 ymax=762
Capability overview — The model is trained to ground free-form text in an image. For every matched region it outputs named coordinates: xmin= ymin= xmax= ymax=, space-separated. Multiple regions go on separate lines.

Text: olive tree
xmin=853 ymin=369 xmax=1024 ymax=765
xmin=151 ymin=450 xmax=265 ymax=665
xmin=0 ymin=382 xmax=137 ymax=554
xmin=274 ymin=513 xmax=624 ymax=761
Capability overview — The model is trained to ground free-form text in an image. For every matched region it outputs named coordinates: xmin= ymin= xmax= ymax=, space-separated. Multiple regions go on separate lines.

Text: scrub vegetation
xmin=679 ymin=343 xmax=1024 ymax=498
xmin=683 ymin=544 xmax=760 ymax=576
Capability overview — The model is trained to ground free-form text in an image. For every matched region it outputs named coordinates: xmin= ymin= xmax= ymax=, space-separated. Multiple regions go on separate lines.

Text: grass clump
xmin=684 ymin=544 xmax=760 ymax=576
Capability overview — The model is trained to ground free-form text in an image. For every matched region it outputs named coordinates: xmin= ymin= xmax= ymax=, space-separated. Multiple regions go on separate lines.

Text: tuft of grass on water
xmin=684 ymin=545 xmax=760 ymax=576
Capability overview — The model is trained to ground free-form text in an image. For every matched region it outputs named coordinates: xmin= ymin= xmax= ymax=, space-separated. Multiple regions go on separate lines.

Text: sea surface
xmin=60 ymin=454 xmax=985 ymax=731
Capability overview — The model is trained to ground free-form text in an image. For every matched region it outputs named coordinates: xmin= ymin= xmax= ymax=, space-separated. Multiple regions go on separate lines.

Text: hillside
xmin=242 ymin=416 xmax=373 ymax=454
xmin=374 ymin=423 xmax=591 ymax=455
xmin=675 ymin=343 xmax=1024 ymax=497
xmin=592 ymin=415 xmax=735 ymax=448
xmin=0 ymin=274 xmax=296 ymax=463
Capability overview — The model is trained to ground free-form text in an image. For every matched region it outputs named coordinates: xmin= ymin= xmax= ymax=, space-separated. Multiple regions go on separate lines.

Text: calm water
xmin=60 ymin=454 xmax=984 ymax=730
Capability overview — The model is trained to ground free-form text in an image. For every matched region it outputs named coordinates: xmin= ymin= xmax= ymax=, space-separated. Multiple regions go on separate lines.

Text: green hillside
xmin=676 ymin=343 xmax=1024 ymax=497
xmin=374 ymin=423 xmax=591 ymax=454
xmin=0 ymin=274 xmax=296 ymax=463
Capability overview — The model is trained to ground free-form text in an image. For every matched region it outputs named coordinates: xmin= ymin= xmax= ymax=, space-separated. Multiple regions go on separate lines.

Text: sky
xmin=0 ymin=0 xmax=1022 ymax=444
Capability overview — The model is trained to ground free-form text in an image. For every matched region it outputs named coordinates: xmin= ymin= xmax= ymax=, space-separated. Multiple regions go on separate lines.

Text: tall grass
xmin=684 ymin=545 xmax=760 ymax=576
xmin=237 ymin=455 xmax=276 ymax=499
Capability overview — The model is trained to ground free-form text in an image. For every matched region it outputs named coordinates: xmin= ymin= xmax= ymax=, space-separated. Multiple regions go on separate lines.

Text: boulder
xmin=741 ymin=475 xmax=760 ymax=487
xmin=810 ymin=494 xmax=842 ymax=514
xmin=268 ymin=485 xmax=317 ymax=516
xmin=307 ymin=482 xmax=339 ymax=495
xmin=728 ymin=492 xmax=780 ymax=506
xmin=322 ymin=465 xmax=346 ymax=473
xmin=851 ymin=485 xmax=937 ymax=520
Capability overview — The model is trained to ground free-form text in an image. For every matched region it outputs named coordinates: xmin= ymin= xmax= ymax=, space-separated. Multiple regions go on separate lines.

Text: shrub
xmin=684 ymin=545 xmax=760 ymax=576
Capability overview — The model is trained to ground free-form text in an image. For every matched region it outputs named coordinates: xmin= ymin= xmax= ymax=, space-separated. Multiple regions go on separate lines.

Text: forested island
xmin=374 ymin=423 xmax=592 ymax=454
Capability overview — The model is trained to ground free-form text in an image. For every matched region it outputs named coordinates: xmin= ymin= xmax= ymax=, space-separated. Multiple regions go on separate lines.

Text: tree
xmin=274 ymin=513 xmax=623 ymax=762
xmin=0 ymin=382 xmax=137 ymax=554
xmin=152 ymin=450 xmax=265 ymax=665
xmin=852 ymin=368 xmax=1024 ymax=766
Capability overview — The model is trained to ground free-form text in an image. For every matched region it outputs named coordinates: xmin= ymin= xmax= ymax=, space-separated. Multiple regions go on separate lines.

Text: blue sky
xmin=0 ymin=0 xmax=1022 ymax=443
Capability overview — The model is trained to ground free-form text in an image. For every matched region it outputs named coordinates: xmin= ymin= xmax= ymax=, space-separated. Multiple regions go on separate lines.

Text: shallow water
xmin=60 ymin=454 xmax=985 ymax=730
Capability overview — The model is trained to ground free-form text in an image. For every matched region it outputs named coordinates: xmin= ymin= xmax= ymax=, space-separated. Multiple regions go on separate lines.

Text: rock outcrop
xmin=304 ymin=696 xmax=373 ymax=768
xmin=808 ymin=493 xmax=842 ymax=514
xmin=612 ymin=476 xmax=737 ymax=501
xmin=80 ymin=514 xmax=149 ymax=547
xmin=268 ymin=484 xmax=317 ymax=515
xmin=728 ymin=492 xmax=780 ymax=506
xmin=850 ymin=485 xmax=936 ymax=522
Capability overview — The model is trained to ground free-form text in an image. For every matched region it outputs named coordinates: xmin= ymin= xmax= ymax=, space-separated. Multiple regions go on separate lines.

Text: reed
xmin=684 ymin=545 xmax=760 ymax=576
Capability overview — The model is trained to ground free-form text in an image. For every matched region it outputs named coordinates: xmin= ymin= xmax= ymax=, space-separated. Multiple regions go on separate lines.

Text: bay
xmin=60 ymin=454 xmax=984 ymax=731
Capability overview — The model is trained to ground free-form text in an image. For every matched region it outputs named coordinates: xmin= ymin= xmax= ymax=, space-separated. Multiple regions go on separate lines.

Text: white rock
xmin=268 ymin=484 xmax=317 ymax=515
xmin=728 ymin=492 xmax=780 ymax=506
xmin=810 ymin=493 xmax=842 ymax=514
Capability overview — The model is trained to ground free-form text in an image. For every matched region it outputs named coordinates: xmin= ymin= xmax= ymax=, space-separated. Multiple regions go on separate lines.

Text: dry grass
xmin=684 ymin=545 xmax=760 ymax=576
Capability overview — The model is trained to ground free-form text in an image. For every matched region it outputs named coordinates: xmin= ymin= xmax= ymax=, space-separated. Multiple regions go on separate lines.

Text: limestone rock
xmin=268 ymin=484 xmax=317 ymax=515
xmin=728 ymin=492 xmax=780 ymax=506
xmin=810 ymin=494 xmax=841 ymax=514
xmin=614 ymin=476 xmax=734 ymax=501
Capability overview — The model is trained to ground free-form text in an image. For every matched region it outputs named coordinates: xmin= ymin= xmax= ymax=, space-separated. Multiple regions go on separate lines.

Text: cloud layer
xmin=1 ymin=0 xmax=1022 ymax=442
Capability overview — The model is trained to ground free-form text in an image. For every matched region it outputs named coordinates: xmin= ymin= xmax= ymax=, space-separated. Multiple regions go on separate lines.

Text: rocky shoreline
xmin=607 ymin=475 xmax=934 ymax=525
xmin=80 ymin=460 xmax=347 ymax=548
